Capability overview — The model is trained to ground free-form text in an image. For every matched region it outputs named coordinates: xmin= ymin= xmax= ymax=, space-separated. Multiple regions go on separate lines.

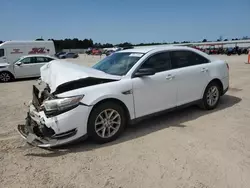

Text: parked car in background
xmin=0 ymin=41 xmax=55 ymax=65
xmin=59 ymin=52 xmax=78 ymax=59
xmin=104 ymin=47 xmax=125 ymax=56
xmin=105 ymin=50 xmax=115 ymax=56
xmin=86 ymin=48 xmax=92 ymax=55
xmin=55 ymin=51 xmax=66 ymax=58
xmin=0 ymin=55 xmax=56 ymax=82
xmin=192 ymin=46 xmax=206 ymax=53
xmin=226 ymin=46 xmax=242 ymax=56
xmin=122 ymin=46 xmax=134 ymax=50
xmin=91 ymin=49 xmax=102 ymax=55
xmin=18 ymin=46 xmax=229 ymax=147
xmin=241 ymin=47 xmax=249 ymax=54
xmin=216 ymin=47 xmax=225 ymax=54
xmin=208 ymin=48 xmax=218 ymax=55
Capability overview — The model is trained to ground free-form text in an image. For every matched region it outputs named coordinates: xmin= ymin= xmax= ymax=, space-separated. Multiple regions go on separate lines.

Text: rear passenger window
xmin=45 ymin=57 xmax=54 ymax=62
xmin=140 ymin=52 xmax=171 ymax=72
xmin=0 ymin=49 xmax=4 ymax=57
xmin=191 ymin=52 xmax=210 ymax=64
xmin=36 ymin=57 xmax=54 ymax=63
xmin=171 ymin=50 xmax=209 ymax=69
xmin=36 ymin=57 xmax=46 ymax=63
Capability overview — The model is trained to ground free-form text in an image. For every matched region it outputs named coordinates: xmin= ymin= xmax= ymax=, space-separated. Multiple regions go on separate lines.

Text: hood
xmin=40 ymin=60 xmax=121 ymax=93
xmin=0 ymin=63 xmax=10 ymax=67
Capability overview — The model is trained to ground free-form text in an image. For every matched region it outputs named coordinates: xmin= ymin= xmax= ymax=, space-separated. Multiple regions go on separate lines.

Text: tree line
xmin=45 ymin=39 xmax=134 ymax=51
xmin=0 ymin=36 xmax=249 ymax=51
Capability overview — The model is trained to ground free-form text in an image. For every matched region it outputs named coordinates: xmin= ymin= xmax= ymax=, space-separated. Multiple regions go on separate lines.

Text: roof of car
xmin=21 ymin=54 xmax=56 ymax=58
xmin=118 ymin=45 xmax=213 ymax=60
xmin=119 ymin=45 xmax=192 ymax=53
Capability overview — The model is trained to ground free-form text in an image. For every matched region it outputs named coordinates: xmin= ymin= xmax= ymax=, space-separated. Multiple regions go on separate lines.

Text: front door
xmin=132 ymin=51 xmax=178 ymax=118
xmin=14 ymin=57 xmax=38 ymax=78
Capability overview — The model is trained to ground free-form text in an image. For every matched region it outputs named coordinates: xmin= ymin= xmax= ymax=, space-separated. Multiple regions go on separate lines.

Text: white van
xmin=0 ymin=41 xmax=55 ymax=64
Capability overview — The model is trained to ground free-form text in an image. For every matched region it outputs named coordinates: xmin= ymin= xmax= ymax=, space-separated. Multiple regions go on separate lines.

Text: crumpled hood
xmin=40 ymin=60 xmax=121 ymax=93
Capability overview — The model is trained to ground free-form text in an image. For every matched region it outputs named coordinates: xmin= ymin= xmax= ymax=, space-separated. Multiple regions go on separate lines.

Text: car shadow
xmin=26 ymin=94 xmax=241 ymax=158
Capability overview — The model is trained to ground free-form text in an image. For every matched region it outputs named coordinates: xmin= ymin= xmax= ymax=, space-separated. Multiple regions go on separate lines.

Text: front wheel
xmin=200 ymin=82 xmax=221 ymax=110
xmin=0 ymin=72 xmax=12 ymax=82
xmin=87 ymin=102 xmax=126 ymax=143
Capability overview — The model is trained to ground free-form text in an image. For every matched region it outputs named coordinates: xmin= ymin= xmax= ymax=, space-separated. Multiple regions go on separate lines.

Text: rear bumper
xmin=221 ymin=76 xmax=229 ymax=95
xmin=222 ymin=86 xmax=229 ymax=95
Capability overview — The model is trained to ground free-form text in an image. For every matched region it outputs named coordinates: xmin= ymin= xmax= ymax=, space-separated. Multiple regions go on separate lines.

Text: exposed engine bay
xmin=32 ymin=80 xmax=53 ymax=110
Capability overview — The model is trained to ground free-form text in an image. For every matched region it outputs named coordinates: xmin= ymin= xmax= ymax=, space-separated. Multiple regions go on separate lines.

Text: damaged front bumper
xmin=17 ymin=113 xmax=58 ymax=147
xmin=17 ymin=83 xmax=91 ymax=148
xmin=17 ymin=104 xmax=79 ymax=147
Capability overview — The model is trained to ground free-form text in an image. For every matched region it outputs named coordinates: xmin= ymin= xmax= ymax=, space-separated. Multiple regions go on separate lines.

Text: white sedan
xmin=18 ymin=46 xmax=229 ymax=147
xmin=0 ymin=55 xmax=56 ymax=82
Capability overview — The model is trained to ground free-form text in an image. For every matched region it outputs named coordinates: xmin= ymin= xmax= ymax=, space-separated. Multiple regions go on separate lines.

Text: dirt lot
xmin=1 ymin=54 xmax=250 ymax=188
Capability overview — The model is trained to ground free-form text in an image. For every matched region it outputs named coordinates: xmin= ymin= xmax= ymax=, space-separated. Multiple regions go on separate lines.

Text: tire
xmin=0 ymin=72 xmax=13 ymax=82
xmin=87 ymin=102 xmax=126 ymax=143
xmin=200 ymin=82 xmax=221 ymax=110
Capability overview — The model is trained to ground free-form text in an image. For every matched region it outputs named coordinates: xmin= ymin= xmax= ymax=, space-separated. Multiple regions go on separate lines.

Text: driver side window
xmin=140 ymin=52 xmax=171 ymax=73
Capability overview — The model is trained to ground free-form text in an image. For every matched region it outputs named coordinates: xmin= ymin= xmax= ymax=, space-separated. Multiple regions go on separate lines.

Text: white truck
xmin=0 ymin=41 xmax=55 ymax=64
xmin=0 ymin=41 xmax=56 ymax=82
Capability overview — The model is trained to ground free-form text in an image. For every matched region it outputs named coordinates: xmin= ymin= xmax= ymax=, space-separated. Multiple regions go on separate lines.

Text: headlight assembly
xmin=42 ymin=95 xmax=84 ymax=117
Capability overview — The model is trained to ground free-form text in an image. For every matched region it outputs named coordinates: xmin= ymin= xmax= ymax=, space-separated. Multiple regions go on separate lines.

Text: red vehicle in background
xmin=91 ymin=48 xmax=102 ymax=55
xmin=209 ymin=48 xmax=218 ymax=54
xmin=192 ymin=46 xmax=206 ymax=53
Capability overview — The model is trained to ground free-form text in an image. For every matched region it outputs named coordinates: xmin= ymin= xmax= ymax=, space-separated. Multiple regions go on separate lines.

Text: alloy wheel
xmin=0 ymin=72 xmax=11 ymax=82
xmin=206 ymin=86 xmax=219 ymax=107
xmin=94 ymin=109 xmax=121 ymax=138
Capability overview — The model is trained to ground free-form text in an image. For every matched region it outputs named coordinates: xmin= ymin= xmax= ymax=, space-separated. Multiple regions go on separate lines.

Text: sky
xmin=1 ymin=0 xmax=250 ymax=44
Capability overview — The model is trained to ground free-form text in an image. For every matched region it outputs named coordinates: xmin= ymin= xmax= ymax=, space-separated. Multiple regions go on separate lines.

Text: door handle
xmin=201 ymin=68 xmax=208 ymax=72
xmin=166 ymin=74 xmax=175 ymax=80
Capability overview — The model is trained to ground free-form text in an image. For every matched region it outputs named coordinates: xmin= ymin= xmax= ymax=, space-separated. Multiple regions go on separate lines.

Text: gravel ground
xmin=1 ymin=54 xmax=250 ymax=188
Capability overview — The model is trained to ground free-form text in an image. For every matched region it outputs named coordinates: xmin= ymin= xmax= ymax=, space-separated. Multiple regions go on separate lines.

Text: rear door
xmin=170 ymin=50 xmax=211 ymax=106
xmin=32 ymin=57 xmax=53 ymax=76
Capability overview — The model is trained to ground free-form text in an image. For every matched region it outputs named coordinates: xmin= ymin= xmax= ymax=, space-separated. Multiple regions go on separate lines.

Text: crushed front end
xmin=17 ymin=80 xmax=90 ymax=148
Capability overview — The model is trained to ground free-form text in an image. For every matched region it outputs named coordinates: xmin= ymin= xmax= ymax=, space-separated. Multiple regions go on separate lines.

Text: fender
xmin=57 ymin=78 xmax=135 ymax=119
xmin=85 ymin=93 xmax=135 ymax=120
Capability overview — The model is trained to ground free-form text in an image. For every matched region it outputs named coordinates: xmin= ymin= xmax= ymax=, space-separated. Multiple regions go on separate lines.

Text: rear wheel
xmin=200 ymin=82 xmax=221 ymax=110
xmin=0 ymin=72 xmax=12 ymax=82
xmin=87 ymin=102 xmax=126 ymax=143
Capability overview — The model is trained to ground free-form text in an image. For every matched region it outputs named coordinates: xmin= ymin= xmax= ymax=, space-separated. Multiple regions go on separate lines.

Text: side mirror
xmin=134 ymin=68 xmax=156 ymax=77
xmin=15 ymin=61 xmax=22 ymax=66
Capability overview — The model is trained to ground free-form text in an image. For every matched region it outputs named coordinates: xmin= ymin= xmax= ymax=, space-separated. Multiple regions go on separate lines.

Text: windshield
xmin=92 ymin=52 xmax=144 ymax=76
xmin=13 ymin=57 xmax=22 ymax=63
